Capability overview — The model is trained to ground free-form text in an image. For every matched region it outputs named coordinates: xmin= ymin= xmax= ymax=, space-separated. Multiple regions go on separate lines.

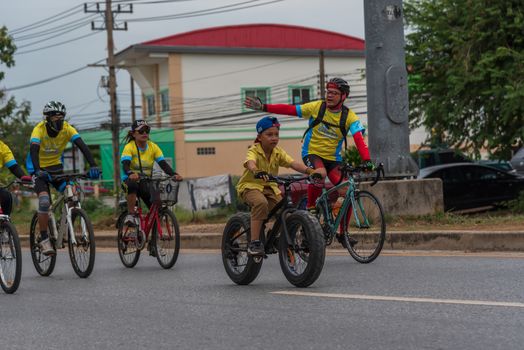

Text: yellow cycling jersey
xmin=120 ymin=140 xmax=165 ymax=179
xmin=29 ymin=121 xmax=80 ymax=168
xmin=297 ymin=100 xmax=365 ymax=161
xmin=0 ymin=140 xmax=17 ymax=170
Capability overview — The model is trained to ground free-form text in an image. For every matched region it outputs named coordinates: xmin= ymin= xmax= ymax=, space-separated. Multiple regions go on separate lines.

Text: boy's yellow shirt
xmin=236 ymin=143 xmax=294 ymax=196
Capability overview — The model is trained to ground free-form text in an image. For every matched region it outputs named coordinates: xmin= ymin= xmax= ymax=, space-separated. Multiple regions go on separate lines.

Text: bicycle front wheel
xmin=342 ymin=190 xmax=386 ymax=263
xmin=152 ymin=208 xmax=180 ymax=269
xmin=68 ymin=208 xmax=96 ymax=278
xmin=30 ymin=212 xmax=56 ymax=277
xmin=279 ymin=211 xmax=325 ymax=288
xmin=0 ymin=222 xmax=22 ymax=294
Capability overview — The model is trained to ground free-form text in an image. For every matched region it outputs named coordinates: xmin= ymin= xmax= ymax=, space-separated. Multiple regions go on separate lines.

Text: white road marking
xmin=271 ymin=290 xmax=524 ymax=308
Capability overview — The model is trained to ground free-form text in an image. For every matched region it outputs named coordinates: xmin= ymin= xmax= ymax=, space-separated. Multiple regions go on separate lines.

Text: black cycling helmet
xmin=43 ymin=101 xmax=66 ymax=132
xmin=326 ymin=77 xmax=350 ymax=96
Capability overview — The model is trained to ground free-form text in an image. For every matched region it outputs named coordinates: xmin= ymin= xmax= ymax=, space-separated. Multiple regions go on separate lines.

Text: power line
xmin=5 ymin=58 xmax=104 ymax=91
xmin=16 ymin=32 xmax=101 ymax=55
xmin=10 ymin=5 xmax=83 ymax=34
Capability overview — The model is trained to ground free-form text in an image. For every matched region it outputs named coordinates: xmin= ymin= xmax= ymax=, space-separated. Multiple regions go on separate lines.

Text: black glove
xmin=309 ymin=172 xmax=323 ymax=181
xmin=35 ymin=169 xmax=52 ymax=182
xmin=254 ymin=171 xmax=270 ymax=181
xmin=363 ymin=160 xmax=376 ymax=171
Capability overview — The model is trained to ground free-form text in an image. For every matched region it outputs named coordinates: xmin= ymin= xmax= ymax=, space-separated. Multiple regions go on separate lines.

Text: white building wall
xmin=175 ymin=53 xmax=367 ymax=141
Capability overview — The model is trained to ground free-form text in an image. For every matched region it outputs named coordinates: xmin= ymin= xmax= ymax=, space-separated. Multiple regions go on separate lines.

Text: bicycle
xmin=222 ymin=175 xmax=325 ymax=288
xmin=0 ymin=178 xmax=32 ymax=294
xmin=314 ymin=163 xmax=386 ymax=263
xmin=29 ymin=173 xmax=96 ymax=278
xmin=116 ymin=175 xmax=181 ymax=269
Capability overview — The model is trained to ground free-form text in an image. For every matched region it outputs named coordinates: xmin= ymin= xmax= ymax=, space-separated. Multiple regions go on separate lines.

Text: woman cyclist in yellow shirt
xmin=120 ymin=120 xmax=182 ymax=227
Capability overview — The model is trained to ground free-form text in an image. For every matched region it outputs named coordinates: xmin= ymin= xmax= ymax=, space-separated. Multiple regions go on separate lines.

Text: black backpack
xmin=301 ymin=101 xmax=349 ymax=150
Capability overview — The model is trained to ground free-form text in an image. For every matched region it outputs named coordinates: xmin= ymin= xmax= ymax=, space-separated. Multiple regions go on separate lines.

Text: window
xmin=160 ymin=90 xmax=169 ymax=113
xmin=197 ymin=147 xmax=216 ymax=155
xmin=289 ymin=86 xmax=313 ymax=104
xmin=146 ymin=95 xmax=156 ymax=116
xmin=242 ymin=87 xmax=270 ymax=111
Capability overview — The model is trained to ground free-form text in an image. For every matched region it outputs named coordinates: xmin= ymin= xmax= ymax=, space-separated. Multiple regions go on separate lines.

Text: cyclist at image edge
xmin=0 ymin=140 xmax=32 ymax=216
xmin=27 ymin=101 xmax=101 ymax=256
xmin=120 ymin=120 xmax=182 ymax=227
xmin=236 ymin=116 xmax=322 ymax=256
xmin=244 ymin=77 xmax=374 ymax=247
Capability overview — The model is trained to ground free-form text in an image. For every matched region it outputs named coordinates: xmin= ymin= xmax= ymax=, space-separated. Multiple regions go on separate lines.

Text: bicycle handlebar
xmin=0 ymin=178 xmax=34 ymax=189
xmin=254 ymin=173 xmax=310 ymax=186
xmin=340 ymin=162 xmax=385 ymax=186
xmin=136 ymin=174 xmax=181 ymax=183
xmin=51 ymin=173 xmax=91 ymax=181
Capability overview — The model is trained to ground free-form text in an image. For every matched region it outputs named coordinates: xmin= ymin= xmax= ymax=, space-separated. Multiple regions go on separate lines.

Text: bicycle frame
xmin=135 ymin=200 xmax=164 ymax=241
xmin=315 ymin=177 xmax=359 ymax=235
xmin=47 ymin=181 xmax=86 ymax=248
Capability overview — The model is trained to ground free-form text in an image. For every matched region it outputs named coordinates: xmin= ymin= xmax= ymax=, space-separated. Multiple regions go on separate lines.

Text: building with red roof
xmin=115 ymin=24 xmax=367 ymax=177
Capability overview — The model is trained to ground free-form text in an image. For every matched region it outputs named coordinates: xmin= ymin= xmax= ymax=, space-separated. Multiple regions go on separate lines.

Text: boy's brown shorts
xmin=241 ymin=187 xmax=282 ymax=221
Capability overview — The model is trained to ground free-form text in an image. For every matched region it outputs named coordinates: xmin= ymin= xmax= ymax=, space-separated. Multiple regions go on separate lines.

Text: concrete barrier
xmin=360 ymin=178 xmax=443 ymax=216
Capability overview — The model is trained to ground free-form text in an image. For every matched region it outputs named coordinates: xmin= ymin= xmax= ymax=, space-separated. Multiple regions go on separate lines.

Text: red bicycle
xmin=117 ymin=176 xmax=181 ymax=269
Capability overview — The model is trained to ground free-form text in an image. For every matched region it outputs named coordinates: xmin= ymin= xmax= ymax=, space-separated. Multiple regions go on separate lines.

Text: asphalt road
xmin=1 ymin=250 xmax=523 ymax=350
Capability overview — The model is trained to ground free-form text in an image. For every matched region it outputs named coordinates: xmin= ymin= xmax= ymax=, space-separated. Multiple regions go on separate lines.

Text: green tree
xmin=0 ymin=26 xmax=32 ymax=178
xmin=404 ymin=0 xmax=524 ymax=159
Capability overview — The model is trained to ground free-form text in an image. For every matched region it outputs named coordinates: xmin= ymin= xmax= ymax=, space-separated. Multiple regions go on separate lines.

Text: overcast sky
xmin=2 ymin=0 xmax=365 ymax=129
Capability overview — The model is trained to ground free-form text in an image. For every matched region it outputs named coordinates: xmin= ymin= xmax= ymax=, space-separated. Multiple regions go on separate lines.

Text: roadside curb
xmin=17 ymin=230 xmax=524 ymax=251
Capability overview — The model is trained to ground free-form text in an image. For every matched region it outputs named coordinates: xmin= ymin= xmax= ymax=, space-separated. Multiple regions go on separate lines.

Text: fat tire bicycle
xmin=29 ymin=173 xmax=96 ymax=278
xmin=116 ymin=175 xmax=181 ymax=269
xmin=222 ymin=175 xmax=325 ymax=288
xmin=314 ymin=163 xmax=386 ymax=263
xmin=0 ymin=178 xmax=32 ymax=293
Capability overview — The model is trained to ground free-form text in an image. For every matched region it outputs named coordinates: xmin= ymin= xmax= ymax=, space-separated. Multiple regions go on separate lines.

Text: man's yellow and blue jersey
xmin=120 ymin=141 xmax=165 ymax=180
xmin=26 ymin=121 xmax=80 ymax=172
xmin=0 ymin=140 xmax=17 ymax=170
xmin=296 ymin=100 xmax=365 ymax=161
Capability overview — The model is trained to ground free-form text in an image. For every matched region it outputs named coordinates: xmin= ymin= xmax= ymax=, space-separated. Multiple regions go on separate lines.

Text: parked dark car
xmin=418 ymin=163 xmax=524 ymax=211
xmin=510 ymin=147 xmax=524 ymax=176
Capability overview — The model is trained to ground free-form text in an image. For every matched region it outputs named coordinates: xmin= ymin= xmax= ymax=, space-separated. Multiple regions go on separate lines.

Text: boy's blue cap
xmin=256 ymin=116 xmax=280 ymax=134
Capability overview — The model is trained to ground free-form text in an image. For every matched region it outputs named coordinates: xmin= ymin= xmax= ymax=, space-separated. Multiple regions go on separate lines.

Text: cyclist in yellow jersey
xmin=120 ymin=120 xmax=182 ymax=227
xmin=0 ymin=140 xmax=32 ymax=216
xmin=27 ymin=101 xmax=101 ymax=256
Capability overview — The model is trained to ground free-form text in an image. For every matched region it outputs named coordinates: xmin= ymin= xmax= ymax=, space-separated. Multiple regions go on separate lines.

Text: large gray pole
xmin=364 ymin=0 xmax=418 ymax=177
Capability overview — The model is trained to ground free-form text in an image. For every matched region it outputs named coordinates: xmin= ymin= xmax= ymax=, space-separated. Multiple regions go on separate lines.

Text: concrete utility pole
xmin=85 ymin=1 xmax=132 ymax=206
xmin=319 ymin=50 xmax=325 ymax=99
xmin=363 ymin=0 xmax=418 ymax=177
xmin=130 ymin=77 xmax=136 ymax=123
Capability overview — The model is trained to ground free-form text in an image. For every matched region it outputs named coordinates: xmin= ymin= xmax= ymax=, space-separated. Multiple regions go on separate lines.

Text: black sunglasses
xmin=137 ymin=128 xmax=150 ymax=135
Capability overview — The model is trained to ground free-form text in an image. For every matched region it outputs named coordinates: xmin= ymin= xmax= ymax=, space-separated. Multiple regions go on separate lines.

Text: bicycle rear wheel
xmin=68 ymin=208 xmax=96 ymax=278
xmin=278 ymin=211 xmax=325 ymax=288
xmin=221 ymin=212 xmax=262 ymax=285
xmin=342 ymin=190 xmax=386 ymax=263
xmin=29 ymin=212 xmax=56 ymax=277
xmin=152 ymin=208 xmax=180 ymax=269
xmin=0 ymin=221 xmax=22 ymax=294
xmin=117 ymin=211 xmax=141 ymax=268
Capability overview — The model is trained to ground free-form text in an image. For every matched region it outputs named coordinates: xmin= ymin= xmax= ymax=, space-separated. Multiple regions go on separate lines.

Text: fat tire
xmin=278 ymin=211 xmax=325 ymax=288
xmin=221 ymin=212 xmax=262 ymax=285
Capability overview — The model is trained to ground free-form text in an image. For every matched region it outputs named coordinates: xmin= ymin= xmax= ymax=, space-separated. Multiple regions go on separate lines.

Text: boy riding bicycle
xmin=120 ymin=120 xmax=182 ymax=227
xmin=244 ymin=77 xmax=374 ymax=247
xmin=236 ymin=116 xmax=321 ymax=256
xmin=27 ymin=101 xmax=101 ymax=256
